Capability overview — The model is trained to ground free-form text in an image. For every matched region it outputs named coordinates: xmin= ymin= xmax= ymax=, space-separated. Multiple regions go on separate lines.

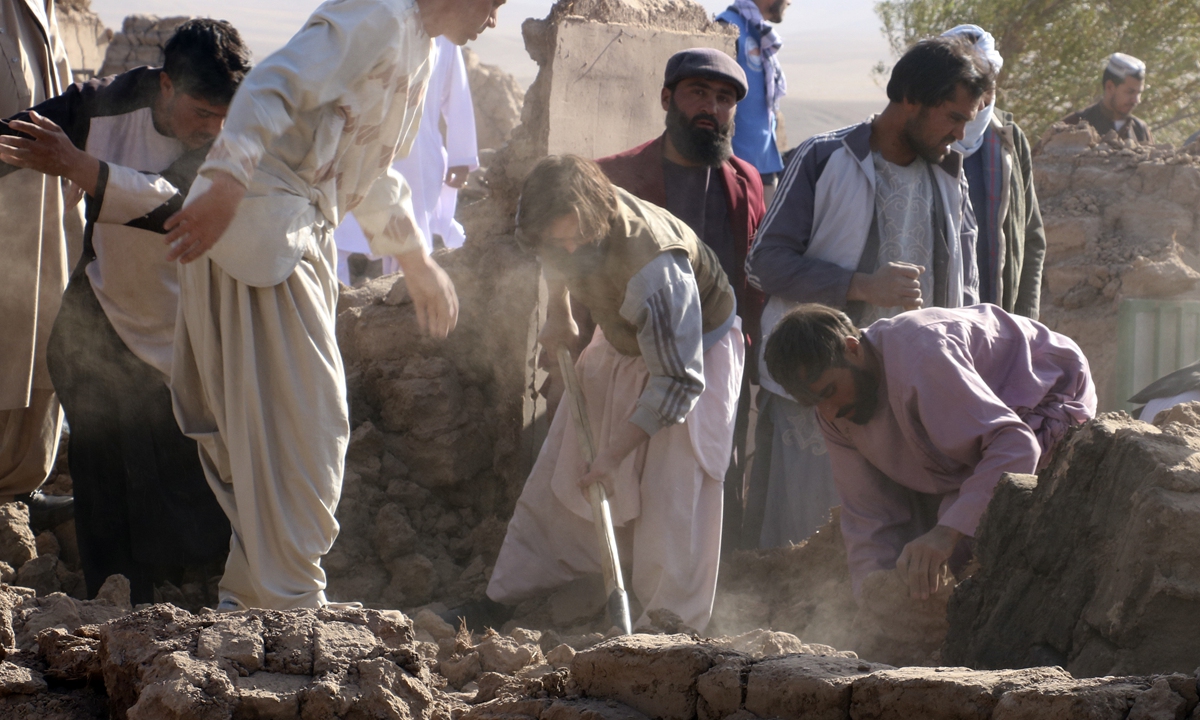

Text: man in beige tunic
xmin=163 ymin=0 xmax=506 ymax=611
xmin=0 ymin=0 xmax=72 ymax=520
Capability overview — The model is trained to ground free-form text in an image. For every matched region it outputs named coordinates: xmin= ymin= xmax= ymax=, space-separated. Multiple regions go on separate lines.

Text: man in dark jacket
xmin=942 ymin=25 xmax=1045 ymax=319
xmin=1061 ymin=53 xmax=1153 ymax=144
xmin=596 ymin=48 xmax=765 ymax=549
xmin=0 ymin=19 xmax=251 ymax=604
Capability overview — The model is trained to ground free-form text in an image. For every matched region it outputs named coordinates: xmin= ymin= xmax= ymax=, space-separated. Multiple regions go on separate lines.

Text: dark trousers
xmin=46 ymin=272 xmax=230 ymax=604
xmin=721 ymin=370 xmax=753 ymax=552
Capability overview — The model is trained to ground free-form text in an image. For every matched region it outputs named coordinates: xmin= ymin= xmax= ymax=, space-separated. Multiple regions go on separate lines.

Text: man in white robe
xmin=0 ymin=0 xmax=73 ymax=525
xmin=163 ymin=0 xmax=506 ymax=611
xmin=483 ymin=156 xmax=745 ymax=633
xmin=334 ymin=34 xmax=479 ymax=283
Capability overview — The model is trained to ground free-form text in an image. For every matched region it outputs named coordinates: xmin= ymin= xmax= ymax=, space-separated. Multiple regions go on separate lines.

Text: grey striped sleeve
xmin=620 ymin=251 xmax=706 ymax=435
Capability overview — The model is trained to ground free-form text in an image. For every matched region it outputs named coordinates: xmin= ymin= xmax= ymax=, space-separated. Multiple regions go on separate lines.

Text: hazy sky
xmin=90 ymin=0 xmax=892 ymax=102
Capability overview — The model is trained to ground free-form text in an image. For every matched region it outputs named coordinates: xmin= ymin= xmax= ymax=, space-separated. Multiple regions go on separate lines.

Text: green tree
xmin=874 ymin=0 xmax=1200 ymax=143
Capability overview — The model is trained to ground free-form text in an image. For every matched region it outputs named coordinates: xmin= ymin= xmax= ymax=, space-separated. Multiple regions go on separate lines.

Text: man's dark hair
xmin=516 ymin=155 xmax=618 ymax=251
xmin=162 ymin=19 xmax=251 ymax=106
xmin=1103 ymin=67 xmax=1145 ymax=89
xmin=763 ymin=304 xmax=861 ymax=404
xmin=886 ymin=36 xmax=995 ymax=107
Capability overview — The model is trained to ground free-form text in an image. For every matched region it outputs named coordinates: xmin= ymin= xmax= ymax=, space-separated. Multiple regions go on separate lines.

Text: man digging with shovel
xmin=464 ymin=155 xmax=744 ymax=633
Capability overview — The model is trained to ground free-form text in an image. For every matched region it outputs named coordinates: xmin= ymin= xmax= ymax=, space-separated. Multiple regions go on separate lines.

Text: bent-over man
xmin=596 ymin=47 xmax=764 ymax=551
xmin=484 ymin=155 xmax=745 ymax=632
xmin=161 ymin=0 xmax=505 ymax=611
xmin=763 ymin=304 xmax=1096 ymax=600
xmin=0 ymin=19 xmax=249 ymax=604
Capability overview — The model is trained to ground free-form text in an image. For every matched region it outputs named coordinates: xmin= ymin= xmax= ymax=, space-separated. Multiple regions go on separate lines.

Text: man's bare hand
xmin=848 ymin=262 xmax=925 ymax=310
xmin=396 ymin=249 xmax=459 ymax=337
xmin=895 ymin=524 xmax=963 ymax=600
xmin=538 ymin=306 xmax=580 ymax=356
xmin=164 ymin=171 xmax=247 ymax=263
xmin=0 ymin=112 xmax=100 ymax=194
xmin=444 ymin=165 xmax=470 ymax=189
xmin=578 ymin=446 xmax=619 ymax=497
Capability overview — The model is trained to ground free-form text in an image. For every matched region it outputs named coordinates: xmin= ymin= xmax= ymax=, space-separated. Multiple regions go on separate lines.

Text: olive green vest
xmin=554 ymin=188 xmax=736 ymax=357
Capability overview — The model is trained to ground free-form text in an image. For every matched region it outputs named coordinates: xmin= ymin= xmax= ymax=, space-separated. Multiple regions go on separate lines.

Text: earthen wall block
xmin=849 ymin=667 xmax=1072 ymax=720
xmin=743 ymin=654 xmax=889 ymax=720
xmin=571 ymin=635 xmax=729 ymax=720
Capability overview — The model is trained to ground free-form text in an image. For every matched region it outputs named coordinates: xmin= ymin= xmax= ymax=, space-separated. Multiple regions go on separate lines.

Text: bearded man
xmin=740 ymin=36 xmax=991 ymax=552
xmin=596 ymin=48 xmax=764 ymax=550
xmin=763 ymin=303 xmax=1095 ymax=600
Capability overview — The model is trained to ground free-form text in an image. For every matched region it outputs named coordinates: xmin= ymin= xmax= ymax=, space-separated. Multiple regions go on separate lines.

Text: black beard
xmin=665 ymin=97 xmax=734 ymax=168
xmin=765 ymin=0 xmax=786 ymax=22
xmin=902 ymin=109 xmax=954 ymax=165
xmin=842 ymin=364 xmax=881 ymax=425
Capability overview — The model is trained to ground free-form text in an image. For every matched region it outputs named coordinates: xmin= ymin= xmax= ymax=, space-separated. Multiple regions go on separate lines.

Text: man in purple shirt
xmin=763 ymin=304 xmax=1096 ymax=600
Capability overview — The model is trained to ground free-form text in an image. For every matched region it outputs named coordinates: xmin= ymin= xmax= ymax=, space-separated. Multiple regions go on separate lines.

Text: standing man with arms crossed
xmin=742 ymin=37 xmax=991 ymax=549
xmin=0 ymin=0 xmax=73 ymax=529
xmin=162 ymin=0 xmax=506 ymax=611
xmin=716 ymin=0 xmax=788 ymax=205
xmin=596 ymin=48 xmax=765 ymax=550
xmin=0 ymin=19 xmax=250 ymax=604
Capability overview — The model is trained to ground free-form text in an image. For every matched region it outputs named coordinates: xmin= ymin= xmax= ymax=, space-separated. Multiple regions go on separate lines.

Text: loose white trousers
xmin=488 ymin=324 xmax=744 ymax=632
xmin=171 ymin=225 xmax=347 ymax=610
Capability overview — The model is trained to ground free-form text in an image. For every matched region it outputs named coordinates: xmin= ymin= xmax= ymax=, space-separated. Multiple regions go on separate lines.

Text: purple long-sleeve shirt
xmin=818 ymin=305 xmax=1096 ymax=594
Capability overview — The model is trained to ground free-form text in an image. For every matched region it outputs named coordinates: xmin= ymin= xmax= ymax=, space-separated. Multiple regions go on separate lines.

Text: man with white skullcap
xmin=941 ymin=24 xmax=1045 ymax=320
xmin=1062 ymin=52 xmax=1153 ymax=143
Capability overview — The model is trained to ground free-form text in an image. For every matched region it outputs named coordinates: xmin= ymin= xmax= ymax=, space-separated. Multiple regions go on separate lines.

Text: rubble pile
xmin=97 ymin=15 xmax=189 ymax=77
xmin=711 ymin=510 xmax=953 ymax=668
xmin=946 ymin=410 xmax=1200 ymax=677
xmin=0 ymin=498 xmax=84 ymax=602
xmin=1034 ymin=123 xmax=1200 ymax=406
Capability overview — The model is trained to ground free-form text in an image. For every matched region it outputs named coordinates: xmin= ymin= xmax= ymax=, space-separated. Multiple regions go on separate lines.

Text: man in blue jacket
xmin=742 ymin=36 xmax=993 ymax=550
xmin=716 ymin=0 xmax=790 ymax=205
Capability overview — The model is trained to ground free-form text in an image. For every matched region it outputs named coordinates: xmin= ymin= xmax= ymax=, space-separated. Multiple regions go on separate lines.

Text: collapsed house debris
xmin=5 ymin=0 xmax=1200 ymax=716
xmin=1035 ymin=123 xmax=1200 ymax=407
xmin=946 ymin=408 xmax=1200 ymax=678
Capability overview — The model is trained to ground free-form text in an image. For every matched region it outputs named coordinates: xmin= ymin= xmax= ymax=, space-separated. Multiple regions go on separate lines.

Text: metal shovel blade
xmin=608 ymin=587 xmax=633 ymax=635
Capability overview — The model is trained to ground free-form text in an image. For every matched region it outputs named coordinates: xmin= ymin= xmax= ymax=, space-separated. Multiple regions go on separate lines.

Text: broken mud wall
xmin=55 ymin=0 xmax=111 ymax=82
xmin=97 ymin=15 xmax=188 ymax=78
xmin=1035 ymin=125 xmax=1200 ymax=409
xmin=945 ymin=409 xmax=1200 ymax=678
xmin=330 ymin=0 xmax=740 ymax=613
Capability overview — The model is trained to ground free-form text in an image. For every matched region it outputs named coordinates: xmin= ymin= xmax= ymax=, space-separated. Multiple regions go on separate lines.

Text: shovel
xmin=556 ymin=347 xmax=633 ymax=635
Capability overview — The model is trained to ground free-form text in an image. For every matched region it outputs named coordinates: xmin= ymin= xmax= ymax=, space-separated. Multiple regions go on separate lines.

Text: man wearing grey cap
xmin=596 ymin=47 xmax=765 ymax=550
xmin=1062 ymin=53 xmax=1153 ymax=143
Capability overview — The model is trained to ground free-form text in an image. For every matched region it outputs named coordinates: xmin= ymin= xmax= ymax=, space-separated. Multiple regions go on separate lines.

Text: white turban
xmin=941 ymin=24 xmax=1003 ymax=157
xmin=941 ymin=24 xmax=1004 ymax=74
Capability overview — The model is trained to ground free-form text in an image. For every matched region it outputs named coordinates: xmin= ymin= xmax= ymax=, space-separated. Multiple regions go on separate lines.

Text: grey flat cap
xmin=664 ymin=48 xmax=748 ymax=100
xmin=1106 ymin=52 xmax=1146 ymax=79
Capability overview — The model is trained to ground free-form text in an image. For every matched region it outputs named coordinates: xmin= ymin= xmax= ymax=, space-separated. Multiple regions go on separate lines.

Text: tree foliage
xmin=874 ymin=0 xmax=1200 ymax=143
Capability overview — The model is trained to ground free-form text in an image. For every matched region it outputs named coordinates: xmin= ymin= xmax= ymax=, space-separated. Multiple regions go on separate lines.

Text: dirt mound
xmin=946 ymin=412 xmax=1200 ymax=676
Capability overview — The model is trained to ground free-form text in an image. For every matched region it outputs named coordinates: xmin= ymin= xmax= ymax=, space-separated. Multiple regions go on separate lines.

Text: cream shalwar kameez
xmin=171 ymin=0 xmax=432 ymax=610
xmin=0 ymin=0 xmax=70 ymax=498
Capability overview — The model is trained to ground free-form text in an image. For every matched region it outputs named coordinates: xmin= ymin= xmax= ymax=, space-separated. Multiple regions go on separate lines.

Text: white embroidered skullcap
xmin=941 ymin=24 xmax=1004 ymax=74
xmin=1106 ymin=52 xmax=1146 ymax=79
